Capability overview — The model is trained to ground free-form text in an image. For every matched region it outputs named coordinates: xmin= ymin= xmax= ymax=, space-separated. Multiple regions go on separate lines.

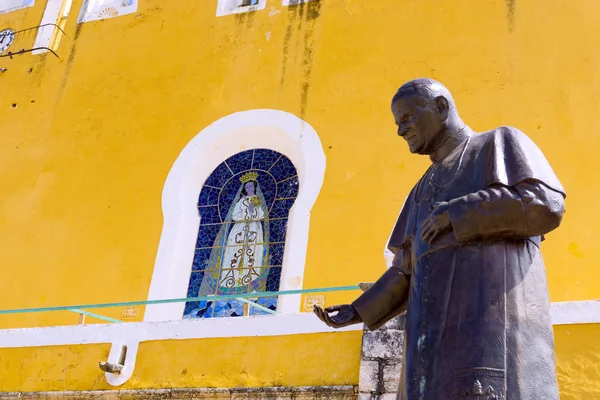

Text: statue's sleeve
xmin=352 ymin=247 xmax=411 ymax=331
xmin=447 ymin=181 xmax=565 ymax=244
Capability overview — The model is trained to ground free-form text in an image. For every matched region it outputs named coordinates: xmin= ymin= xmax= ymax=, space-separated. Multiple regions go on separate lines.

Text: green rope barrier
xmin=68 ymin=309 xmax=122 ymax=324
xmin=0 ymin=285 xmax=360 ymax=316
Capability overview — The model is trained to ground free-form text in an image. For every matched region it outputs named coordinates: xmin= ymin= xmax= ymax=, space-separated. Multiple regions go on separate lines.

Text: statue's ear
xmin=434 ymin=95 xmax=449 ymax=116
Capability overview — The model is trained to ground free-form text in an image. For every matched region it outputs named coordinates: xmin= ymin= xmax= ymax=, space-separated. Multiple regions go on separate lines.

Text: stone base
xmin=357 ymin=314 xmax=405 ymax=400
xmin=0 ymin=386 xmax=358 ymax=400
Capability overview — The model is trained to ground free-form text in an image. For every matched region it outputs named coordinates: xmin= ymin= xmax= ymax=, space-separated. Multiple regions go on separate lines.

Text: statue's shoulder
xmin=471 ymin=126 xmax=536 ymax=149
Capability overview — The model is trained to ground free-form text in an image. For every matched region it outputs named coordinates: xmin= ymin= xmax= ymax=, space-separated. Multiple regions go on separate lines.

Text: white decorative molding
xmin=31 ymin=0 xmax=70 ymax=55
xmin=78 ymin=0 xmax=138 ymax=23
xmin=0 ymin=0 xmax=34 ymax=15
xmin=216 ymin=0 xmax=266 ymax=17
xmin=144 ymin=109 xmax=326 ymax=322
xmin=550 ymin=300 xmax=600 ymax=325
xmin=0 ymin=313 xmax=362 ymax=350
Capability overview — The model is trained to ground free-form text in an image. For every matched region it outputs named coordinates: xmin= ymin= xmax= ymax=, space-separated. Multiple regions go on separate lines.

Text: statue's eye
xmin=401 ymin=115 xmax=410 ymax=123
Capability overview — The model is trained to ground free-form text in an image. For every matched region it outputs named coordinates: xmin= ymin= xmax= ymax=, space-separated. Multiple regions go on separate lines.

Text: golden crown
xmin=240 ymin=171 xmax=259 ymax=184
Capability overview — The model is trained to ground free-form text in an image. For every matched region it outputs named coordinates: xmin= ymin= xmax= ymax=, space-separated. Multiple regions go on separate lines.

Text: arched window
xmin=184 ymin=149 xmax=299 ymax=319
xmin=144 ymin=109 xmax=325 ymax=323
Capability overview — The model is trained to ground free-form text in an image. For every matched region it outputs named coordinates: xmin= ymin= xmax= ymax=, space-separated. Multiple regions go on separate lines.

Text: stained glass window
xmin=183 ymin=149 xmax=299 ymax=319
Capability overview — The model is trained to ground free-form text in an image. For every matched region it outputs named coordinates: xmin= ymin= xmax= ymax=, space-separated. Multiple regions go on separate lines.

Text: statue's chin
xmin=408 ymin=146 xmax=422 ymax=154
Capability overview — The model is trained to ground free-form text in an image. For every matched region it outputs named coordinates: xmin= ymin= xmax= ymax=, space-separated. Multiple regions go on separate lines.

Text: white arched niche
xmin=144 ymin=109 xmax=326 ymax=322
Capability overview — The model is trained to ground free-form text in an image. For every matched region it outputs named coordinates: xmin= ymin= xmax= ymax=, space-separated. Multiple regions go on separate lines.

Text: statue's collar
xmin=429 ymin=126 xmax=474 ymax=164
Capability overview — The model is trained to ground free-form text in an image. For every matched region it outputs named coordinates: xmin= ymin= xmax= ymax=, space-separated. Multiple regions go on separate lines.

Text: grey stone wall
xmin=357 ymin=315 xmax=405 ymax=400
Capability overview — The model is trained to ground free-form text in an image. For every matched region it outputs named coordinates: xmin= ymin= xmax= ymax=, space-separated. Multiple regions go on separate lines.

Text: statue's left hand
xmin=313 ymin=304 xmax=362 ymax=328
xmin=421 ymin=202 xmax=452 ymax=244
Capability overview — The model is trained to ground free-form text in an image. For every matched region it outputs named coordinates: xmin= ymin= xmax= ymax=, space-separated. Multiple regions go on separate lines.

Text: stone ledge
xmin=0 ymin=386 xmax=358 ymax=400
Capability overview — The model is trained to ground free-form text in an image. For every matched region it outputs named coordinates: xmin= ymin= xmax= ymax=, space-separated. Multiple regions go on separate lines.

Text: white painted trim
xmin=105 ymin=340 xmax=138 ymax=386
xmin=145 ymin=109 xmax=326 ymax=322
xmin=550 ymin=300 xmax=600 ymax=325
xmin=0 ymin=0 xmax=34 ymax=15
xmin=31 ymin=0 xmax=68 ymax=55
xmin=216 ymin=0 xmax=267 ymax=17
xmin=0 ymin=313 xmax=362 ymax=349
xmin=78 ymin=0 xmax=139 ymax=23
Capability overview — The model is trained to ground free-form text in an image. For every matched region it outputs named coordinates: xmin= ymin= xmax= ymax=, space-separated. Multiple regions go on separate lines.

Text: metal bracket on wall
xmin=0 ymin=24 xmax=67 ymax=60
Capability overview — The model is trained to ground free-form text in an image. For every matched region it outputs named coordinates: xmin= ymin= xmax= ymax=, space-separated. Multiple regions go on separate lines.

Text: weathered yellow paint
xmin=0 ymin=332 xmax=362 ymax=391
xmin=555 ymin=324 xmax=600 ymax=399
xmin=0 ymin=343 xmax=111 ymax=391
xmin=0 ymin=0 xmax=598 ymax=395
xmin=0 ymin=327 xmax=597 ymax=394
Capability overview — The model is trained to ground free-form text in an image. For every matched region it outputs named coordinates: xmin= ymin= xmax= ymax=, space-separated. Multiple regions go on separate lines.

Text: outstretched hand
xmin=313 ymin=304 xmax=362 ymax=328
xmin=421 ymin=202 xmax=453 ymax=244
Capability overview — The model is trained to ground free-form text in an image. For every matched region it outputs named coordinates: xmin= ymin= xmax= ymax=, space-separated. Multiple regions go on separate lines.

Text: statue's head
xmin=391 ymin=78 xmax=458 ymax=155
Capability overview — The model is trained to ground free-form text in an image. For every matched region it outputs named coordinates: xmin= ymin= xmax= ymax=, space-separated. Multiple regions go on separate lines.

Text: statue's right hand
xmin=313 ymin=304 xmax=362 ymax=328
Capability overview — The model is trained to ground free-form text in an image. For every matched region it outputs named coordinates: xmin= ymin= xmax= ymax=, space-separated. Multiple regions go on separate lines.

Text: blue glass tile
xmin=198 ymin=186 xmax=221 ymax=206
xmin=266 ymin=268 xmax=282 ymax=292
xmin=196 ymin=223 xmax=224 ymax=248
xmin=258 ymin=176 xmax=277 ymax=211
xmin=198 ymin=205 xmax=222 ymax=225
xmin=252 ymin=149 xmax=281 ymax=171
xmin=213 ymin=300 xmax=244 ymax=318
xmin=219 ymin=180 xmax=239 ymax=204
xmin=192 ymin=249 xmax=212 ymax=271
xmin=270 ymin=155 xmax=297 ymax=182
xmin=268 ymin=242 xmax=285 ymax=266
xmin=277 ymin=176 xmax=299 ymax=199
xmin=183 ymin=300 xmax=215 ymax=319
xmin=186 ymin=271 xmax=204 ymax=298
xmin=270 ymin=198 xmax=296 ymax=219
xmin=183 ymin=301 xmax=202 ymax=318
xmin=218 ymin=180 xmax=242 ymax=221
xmin=204 ymin=162 xmax=233 ymax=188
xmin=249 ymin=297 xmax=278 ymax=316
xmin=225 ymin=150 xmax=253 ymax=174
xmin=269 ymin=218 xmax=288 ymax=242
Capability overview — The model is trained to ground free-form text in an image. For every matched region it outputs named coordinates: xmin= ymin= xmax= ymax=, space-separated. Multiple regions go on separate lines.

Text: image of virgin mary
xmin=195 ymin=171 xmax=272 ymax=317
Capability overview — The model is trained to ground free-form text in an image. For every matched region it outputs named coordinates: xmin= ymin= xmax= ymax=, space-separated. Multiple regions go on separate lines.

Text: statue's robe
xmin=353 ymin=127 xmax=566 ymax=400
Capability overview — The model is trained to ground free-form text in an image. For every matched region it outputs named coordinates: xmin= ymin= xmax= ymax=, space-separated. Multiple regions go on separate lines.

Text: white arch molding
xmin=144 ymin=109 xmax=326 ymax=322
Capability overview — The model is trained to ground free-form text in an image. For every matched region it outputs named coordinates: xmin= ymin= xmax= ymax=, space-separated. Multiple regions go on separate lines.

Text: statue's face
xmin=392 ymin=96 xmax=446 ymax=155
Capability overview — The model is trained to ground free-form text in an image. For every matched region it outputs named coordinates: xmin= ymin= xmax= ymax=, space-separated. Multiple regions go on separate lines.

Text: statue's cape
xmin=388 ymin=126 xmax=566 ymax=252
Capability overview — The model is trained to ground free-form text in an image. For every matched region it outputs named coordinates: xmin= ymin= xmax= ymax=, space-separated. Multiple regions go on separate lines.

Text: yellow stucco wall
xmin=0 ymin=325 xmax=598 ymax=396
xmin=0 ymin=0 xmax=599 ymax=395
xmin=555 ymin=324 xmax=600 ymax=399
xmin=0 ymin=331 xmax=362 ymax=391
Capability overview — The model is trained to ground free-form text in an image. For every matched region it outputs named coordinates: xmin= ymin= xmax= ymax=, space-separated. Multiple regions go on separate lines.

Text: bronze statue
xmin=314 ymin=78 xmax=566 ymax=400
